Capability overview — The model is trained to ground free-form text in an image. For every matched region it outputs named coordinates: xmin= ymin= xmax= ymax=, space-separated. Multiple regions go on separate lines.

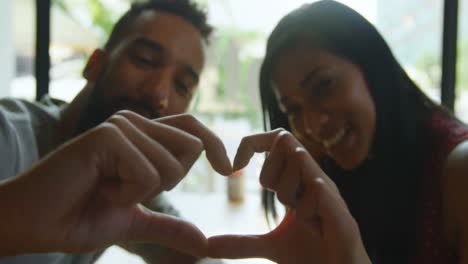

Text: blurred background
xmin=1 ymin=0 xmax=467 ymax=263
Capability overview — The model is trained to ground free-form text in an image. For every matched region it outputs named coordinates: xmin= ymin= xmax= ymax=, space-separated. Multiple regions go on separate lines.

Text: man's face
xmin=75 ymin=10 xmax=204 ymax=134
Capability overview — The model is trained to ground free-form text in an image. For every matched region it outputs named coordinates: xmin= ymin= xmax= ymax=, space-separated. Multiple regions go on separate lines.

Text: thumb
xmin=125 ymin=205 xmax=208 ymax=257
xmin=207 ymin=233 xmax=273 ymax=260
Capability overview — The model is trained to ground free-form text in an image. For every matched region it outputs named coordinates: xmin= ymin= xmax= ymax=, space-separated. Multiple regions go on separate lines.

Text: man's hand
xmin=0 ymin=111 xmax=232 ymax=258
xmin=208 ymin=129 xmax=370 ymax=264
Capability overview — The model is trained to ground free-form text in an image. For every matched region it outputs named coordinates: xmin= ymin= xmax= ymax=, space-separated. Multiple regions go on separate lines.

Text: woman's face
xmin=272 ymin=45 xmax=376 ymax=170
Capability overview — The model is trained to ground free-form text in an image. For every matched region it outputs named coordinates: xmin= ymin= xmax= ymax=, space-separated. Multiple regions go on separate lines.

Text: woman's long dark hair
xmin=260 ymin=1 xmax=448 ymax=263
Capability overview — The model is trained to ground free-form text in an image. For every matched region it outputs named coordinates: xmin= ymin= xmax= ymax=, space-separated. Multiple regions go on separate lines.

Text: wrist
xmin=0 ymin=177 xmax=33 ymax=257
xmin=0 ymin=180 xmax=20 ymax=257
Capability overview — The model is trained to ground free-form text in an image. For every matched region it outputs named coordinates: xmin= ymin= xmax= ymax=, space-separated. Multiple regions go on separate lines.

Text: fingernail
xmin=231 ymin=170 xmax=243 ymax=177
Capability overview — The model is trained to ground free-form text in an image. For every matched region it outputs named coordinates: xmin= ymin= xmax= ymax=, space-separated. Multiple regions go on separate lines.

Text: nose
xmin=141 ymin=69 xmax=173 ymax=112
xmin=302 ymin=107 xmax=329 ymax=139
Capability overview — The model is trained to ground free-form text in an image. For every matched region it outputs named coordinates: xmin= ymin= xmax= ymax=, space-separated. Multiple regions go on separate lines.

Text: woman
xmin=209 ymin=1 xmax=468 ymax=263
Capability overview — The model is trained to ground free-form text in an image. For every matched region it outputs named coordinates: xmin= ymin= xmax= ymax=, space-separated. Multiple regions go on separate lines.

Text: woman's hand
xmin=208 ymin=129 xmax=370 ymax=264
xmin=0 ymin=111 xmax=232 ymax=258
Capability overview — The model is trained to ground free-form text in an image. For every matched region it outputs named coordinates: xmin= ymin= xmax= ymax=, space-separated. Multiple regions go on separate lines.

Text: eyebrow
xmin=131 ymin=37 xmax=200 ymax=83
xmin=300 ymin=67 xmax=324 ymax=88
xmin=132 ymin=37 xmax=164 ymax=53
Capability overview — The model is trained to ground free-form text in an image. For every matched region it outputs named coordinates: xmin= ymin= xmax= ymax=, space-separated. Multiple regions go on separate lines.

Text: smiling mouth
xmin=320 ymin=126 xmax=350 ymax=150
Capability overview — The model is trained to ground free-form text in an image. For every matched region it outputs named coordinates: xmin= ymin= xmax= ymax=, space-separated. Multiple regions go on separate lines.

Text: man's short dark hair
xmin=104 ymin=0 xmax=213 ymax=51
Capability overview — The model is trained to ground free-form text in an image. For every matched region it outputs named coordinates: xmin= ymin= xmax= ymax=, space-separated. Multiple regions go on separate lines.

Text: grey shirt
xmin=0 ymin=97 xmax=95 ymax=263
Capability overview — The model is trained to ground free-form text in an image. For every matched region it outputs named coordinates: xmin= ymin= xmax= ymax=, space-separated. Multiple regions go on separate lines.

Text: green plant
xmin=52 ymin=0 xmax=124 ymax=44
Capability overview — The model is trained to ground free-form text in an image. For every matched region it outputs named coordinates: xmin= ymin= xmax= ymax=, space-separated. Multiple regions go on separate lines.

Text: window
xmin=375 ymin=0 xmax=443 ymax=103
xmin=49 ymin=0 xmax=130 ymax=102
xmin=456 ymin=0 xmax=468 ymax=122
xmin=8 ymin=0 xmax=36 ymax=100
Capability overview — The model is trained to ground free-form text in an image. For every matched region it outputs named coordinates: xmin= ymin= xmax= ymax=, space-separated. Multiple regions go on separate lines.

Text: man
xmin=0 ymin=0 xmax=226 ymax=262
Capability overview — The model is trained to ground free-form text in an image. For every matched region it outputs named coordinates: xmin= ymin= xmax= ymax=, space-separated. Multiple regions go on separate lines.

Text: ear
xmin=83 ymin=49 xmax=108 ymax=82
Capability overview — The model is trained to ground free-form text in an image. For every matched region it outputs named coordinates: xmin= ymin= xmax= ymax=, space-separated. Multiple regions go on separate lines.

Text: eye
xmin=318 ymin=78 xmax=332 ymax=87
xmin=131 ymin=54 xmax=156 ymax=69
xmin=311 ymin=77 xmax=334 ymax=99
xmin=130 ymin=48 xmax=163 ymax=69
xmin=136 ymin=56 xmax=153 ymax=65
xmin=175 ymin=80 xmax=191 ymax=97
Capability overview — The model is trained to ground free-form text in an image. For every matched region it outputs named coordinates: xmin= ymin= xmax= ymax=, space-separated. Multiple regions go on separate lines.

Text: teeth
xmin=322 ymin=128 xmax=346 ymax=149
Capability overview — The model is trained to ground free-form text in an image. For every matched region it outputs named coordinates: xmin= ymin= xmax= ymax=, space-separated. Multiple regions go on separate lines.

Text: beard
xmin=73 ymin=74 xmax=162 ymax=137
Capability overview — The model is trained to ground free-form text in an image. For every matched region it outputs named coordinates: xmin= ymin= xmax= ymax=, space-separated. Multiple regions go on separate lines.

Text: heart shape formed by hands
xmin=1 ymin=111 xmax=370 ymax=263
xmin=204 ymin=129 xmax=370 ymax=264
xmin=55 ymin=112 xmax=367 ymax=263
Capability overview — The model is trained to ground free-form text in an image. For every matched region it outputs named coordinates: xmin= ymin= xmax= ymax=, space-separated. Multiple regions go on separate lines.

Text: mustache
xmin=73 ymin=93 xmax=161 ymax=137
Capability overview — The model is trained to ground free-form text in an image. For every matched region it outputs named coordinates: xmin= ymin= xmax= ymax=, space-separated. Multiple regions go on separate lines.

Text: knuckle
xmin=239 ymin=137 xmax=248 ymax=146
xmin=276 ymin=133 xmax=290 ymax=147
xmin=291 ymin=148 xmax=305 ymax=160
xmin=162 ymin=163 xmax=185 ymax=191
xmin=145 ymin=168 xmax=161 ymax=187
xmin=180 ymin=114 xmax=206 ymax=130
xmin=179 ymin=113 xmax=197 ymax=124
xmin=164 ymin=180 xmax=180 ymax=191
xmin=189 ymin=137 xmax=204 ymax=153
xmin=178 ymin=136 xmax=204 ymax=161
xmin=107 ymin=114 xmax=130 ymax=126
xmin=87 ymin=123 xmax=124 ymax=147
xmin=277 ymin=130 xmax=292 ymax=141
xmin=276 ymin=130 xmax=298 ymax=151
xmin=115 ymin=109 xmax=138 ymax=119
xmin=312 ymin=177 xmax=328 ymax=194
xmin=115 ymin=109 xmax=134 ymax=116
xmin=239 ymin=136 xmax=253 ymax=147
xmin=273 ymin=128 xmax=288 ymax=135
xmin=94 ymin=122 xmax=121 ymax=139
xmin=174 ymin=162 xmax=186 ymax=179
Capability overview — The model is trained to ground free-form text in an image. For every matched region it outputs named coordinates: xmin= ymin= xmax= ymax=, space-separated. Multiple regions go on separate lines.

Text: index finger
xmin=155 ymin=114 xmax=232 ymax=176
xmin=233 ymin=128 xmax=287 ymax=170
xmin=296 ymin=149 xmax=349 ymax=222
